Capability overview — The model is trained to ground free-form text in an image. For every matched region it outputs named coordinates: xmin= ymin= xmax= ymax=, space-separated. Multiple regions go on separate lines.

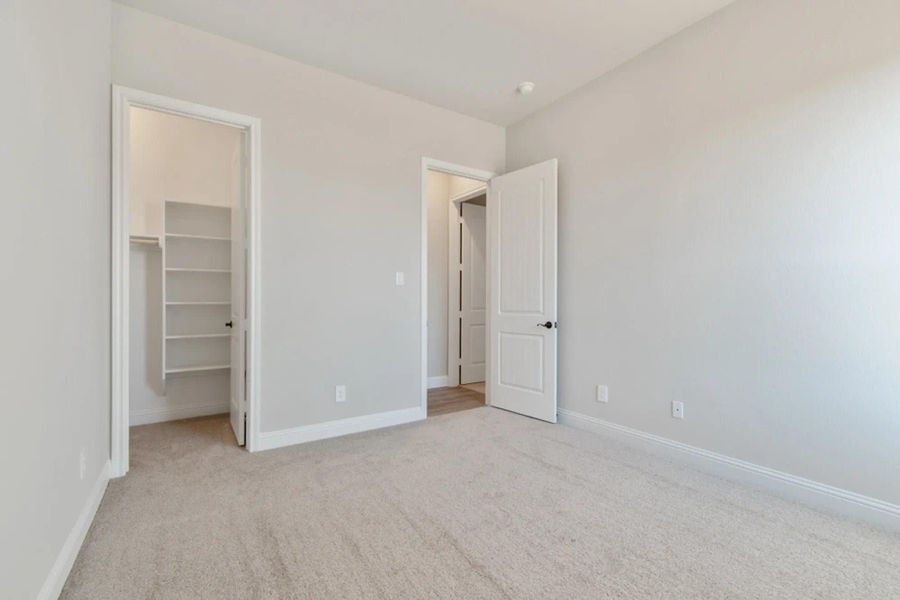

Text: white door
xmin=460 ymin=202 xmax=486 ymax=384
xmin=487 ymin=159 xmax=558 ymax=422
xmin=229 ymin=135 xmax=247 ymax=445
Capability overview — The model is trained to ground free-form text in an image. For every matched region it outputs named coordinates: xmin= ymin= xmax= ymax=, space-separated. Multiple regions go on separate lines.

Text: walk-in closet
xmin=128 ymin=106 xmax=243 ymax=435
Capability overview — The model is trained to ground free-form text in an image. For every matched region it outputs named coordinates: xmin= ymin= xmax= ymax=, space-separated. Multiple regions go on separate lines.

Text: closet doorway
xmin=111 ymin=87 xmax=261 ymax=477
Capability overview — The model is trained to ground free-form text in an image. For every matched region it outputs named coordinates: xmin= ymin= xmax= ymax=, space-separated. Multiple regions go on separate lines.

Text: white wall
xmin=129 ymin=108 xmax=240 ymax=425
xmin=507 ymin=0 xmax=900 ymax=504
xmin=129 ymin=107 xmax=241 ymax=235
xmin=0 ymin=1 xmax=111 ymax=597
xmin=448 ymin=175 xmax=486 ymax=201
xmin=112 ymin=4 xmax=505 ymax=432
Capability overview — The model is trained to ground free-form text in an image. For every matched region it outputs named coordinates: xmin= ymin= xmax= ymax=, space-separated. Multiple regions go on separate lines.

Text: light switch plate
xmin=395 ymin=271 xmax=405 ymax=286
xmin=596 ymin=385 xmax=608 ymax=403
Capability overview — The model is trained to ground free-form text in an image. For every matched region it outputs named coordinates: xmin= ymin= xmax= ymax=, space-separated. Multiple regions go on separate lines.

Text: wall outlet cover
xmin=596 ymin=385 xmax=608 ymax=403
xmin=335 ymin=385 xmax=347 ymax=403
xmin=672 ymin=401 xmax=684 ymax=419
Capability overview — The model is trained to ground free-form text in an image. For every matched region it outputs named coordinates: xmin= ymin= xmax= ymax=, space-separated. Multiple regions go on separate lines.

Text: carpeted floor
xmin=62 ymin=408 xmax=899 ymax=599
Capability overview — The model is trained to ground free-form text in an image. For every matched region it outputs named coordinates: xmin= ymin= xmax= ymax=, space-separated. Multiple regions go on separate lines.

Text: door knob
xmin=225 ymin=321 xmax=234 ymax=328
xmin=537 ymin=321 xmax=553 ymax=329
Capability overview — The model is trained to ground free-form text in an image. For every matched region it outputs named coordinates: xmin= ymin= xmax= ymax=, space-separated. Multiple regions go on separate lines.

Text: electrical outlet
xmin=596 ymin=385 xmax=608 ymax=403
xmin=395 ymin=272 xmax=405 ymax=286
xmin=79 ymin=449 xmax=87 ymax=480
xmin=671 ymin=401 xmax=684 ymax=419
xmin=335 ymin=385 xmax=347 ymax=403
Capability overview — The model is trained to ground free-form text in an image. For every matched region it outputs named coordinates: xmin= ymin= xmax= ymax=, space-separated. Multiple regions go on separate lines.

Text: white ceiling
xmin=116 ymin=0 xmax=734 ymax=126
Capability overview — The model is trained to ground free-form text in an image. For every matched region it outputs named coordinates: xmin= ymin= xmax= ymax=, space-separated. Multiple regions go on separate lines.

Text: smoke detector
xmin=516 ymin=81 xmax=535 ymax=96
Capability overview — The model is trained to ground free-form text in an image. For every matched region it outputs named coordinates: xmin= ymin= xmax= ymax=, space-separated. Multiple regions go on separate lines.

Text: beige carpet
xmin=62 ymin=408 xmax=899 ymax=599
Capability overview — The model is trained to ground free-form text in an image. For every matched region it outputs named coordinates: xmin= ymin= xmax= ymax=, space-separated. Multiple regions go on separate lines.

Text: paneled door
xmin=487 ymin=159 xmax=558 ymax=422
xmin=460 ymin=203 xmax=487 ymax=384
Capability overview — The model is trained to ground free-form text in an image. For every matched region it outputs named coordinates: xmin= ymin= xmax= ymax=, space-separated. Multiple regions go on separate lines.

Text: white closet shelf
xmin=163 ymin=200 xmax=234 ymax=382
xmin=165 ymin=301 xmax=231 ymax=306
xmin=165 ymin=200 xmax=230 ymax=208
xmin=165 ymin=364 xmax=230 ymax=375
xmin=165 ymin=267 xmax=231 ymax=273
xmin=166 ymin=233 xmax=231 ymax=242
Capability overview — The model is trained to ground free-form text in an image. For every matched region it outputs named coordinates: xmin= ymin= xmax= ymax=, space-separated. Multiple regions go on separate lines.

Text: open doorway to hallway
xmin=421 ymin=157 xmax=558 ymax=423
xmin=426 ymin=169 xmax=488 ymax=416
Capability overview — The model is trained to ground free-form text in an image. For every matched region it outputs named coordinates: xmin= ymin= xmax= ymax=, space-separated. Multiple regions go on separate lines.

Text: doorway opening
xmin=425 ymin=165 xmax=491 ymax=416
xmin=112 ymin=87 xmax=261 ymax=477
xmin=421 ymin=157 xmax=559 ymax=423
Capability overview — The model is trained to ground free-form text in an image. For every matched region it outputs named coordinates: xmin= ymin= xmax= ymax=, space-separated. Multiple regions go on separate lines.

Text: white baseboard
xmin=130 ymin=401 xmax=229 ymax=426
xmin=557 ymin=408 xmax=899 ymax=532
xmin=427 ymin=375 xmax=450 ymax=389
xmin=257 ymin=406 xmax=426 ymax=452
xmin=37 ymin=459 xmax=110 ymax=600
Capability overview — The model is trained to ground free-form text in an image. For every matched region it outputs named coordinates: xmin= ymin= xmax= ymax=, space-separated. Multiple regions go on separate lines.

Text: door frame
xmin=420 ymin=158 xmax=495 ymax=414
xmin=111 ymin=85 xmax=263 ymax=477
xmin=446 ymin=185 xmax=488 ymax=388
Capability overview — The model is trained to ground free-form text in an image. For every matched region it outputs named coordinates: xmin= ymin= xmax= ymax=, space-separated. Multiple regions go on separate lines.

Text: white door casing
xmin=487 ymin=159 xmax=558 ymax=423
xmin=460 ymin=202 xmax=486 ymax=384
xmin=112 ymin=86 xmax=262 ymax=476
xmin=230 ymin=132 xmax=248 ymax=445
